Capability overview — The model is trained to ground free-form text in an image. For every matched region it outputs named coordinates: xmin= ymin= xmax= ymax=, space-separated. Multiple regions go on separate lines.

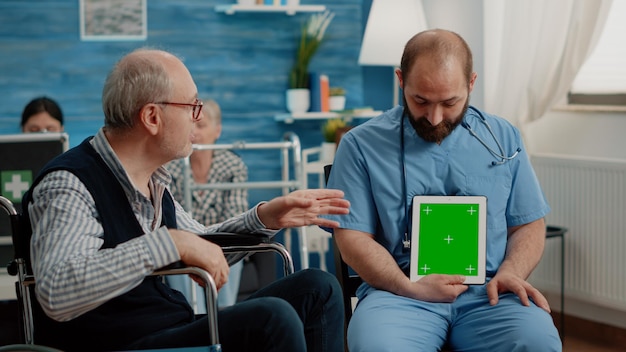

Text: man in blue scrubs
xmin=326 ymin=29 xmax=562 ymax=351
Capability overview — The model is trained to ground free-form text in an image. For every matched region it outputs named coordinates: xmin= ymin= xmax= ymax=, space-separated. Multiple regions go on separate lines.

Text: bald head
xmin=400 ymin=29 xmax=473 ymax=86
xmin=102 ymin=48 xmax=181 ymax=130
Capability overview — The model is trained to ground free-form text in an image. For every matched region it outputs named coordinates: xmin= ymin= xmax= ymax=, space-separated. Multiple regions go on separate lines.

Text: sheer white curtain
xmin=483 ymin=0 xmax=612 ymax=128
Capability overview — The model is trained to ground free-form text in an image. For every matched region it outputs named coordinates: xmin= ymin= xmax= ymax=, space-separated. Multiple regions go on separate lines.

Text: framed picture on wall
xmin=80 ymin=0 xmax=147 ymax=41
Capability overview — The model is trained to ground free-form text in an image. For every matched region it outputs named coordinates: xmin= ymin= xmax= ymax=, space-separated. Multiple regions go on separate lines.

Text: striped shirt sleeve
xmin=29 ymin=171 xmax=180 ymax=322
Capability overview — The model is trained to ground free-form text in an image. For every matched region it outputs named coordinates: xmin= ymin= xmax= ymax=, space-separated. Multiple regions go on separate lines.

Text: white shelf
xmin=215 ymin=4 xmax=326 ymax=16
xmin=275 ymin=110 xmax=382 ymax=124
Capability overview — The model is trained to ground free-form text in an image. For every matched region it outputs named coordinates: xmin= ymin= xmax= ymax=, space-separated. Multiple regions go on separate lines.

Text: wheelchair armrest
xmin=205 ymin=232 xmax=294 ymax=277
xmin=160 ymin=232 xmax=293 ymax=277
xmin=157 ymin=260 xmax=187 ymax=270
xmin=158 ymin=232 xmax=276 ymax=270
xmin=199 ymin=232 xmax=272 ymax=247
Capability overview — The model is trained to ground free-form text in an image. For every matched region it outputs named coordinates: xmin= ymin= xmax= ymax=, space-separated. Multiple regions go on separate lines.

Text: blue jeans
xmin=123 ymin=269 xmax=344 ymax=351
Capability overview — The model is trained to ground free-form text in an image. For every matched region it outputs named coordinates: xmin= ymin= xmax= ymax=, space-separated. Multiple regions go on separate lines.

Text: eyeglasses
xmin=155 ymin=99 xmax=203 ymax=121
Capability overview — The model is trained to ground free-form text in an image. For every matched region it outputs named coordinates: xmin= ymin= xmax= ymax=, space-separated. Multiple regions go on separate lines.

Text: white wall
xmin=526 ymin=109 xmax=626 ymax=160
xmin=528 ymin=108 xmax=626 ymax=331
xmin=424 ymin=0 xmax=626 ymax=163
xmin=422 ymin=0 xmax=485 ymax=109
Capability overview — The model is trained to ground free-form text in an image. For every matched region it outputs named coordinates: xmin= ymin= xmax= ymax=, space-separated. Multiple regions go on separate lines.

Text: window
xmin=569 ymin=0 xmax=626 ymax=106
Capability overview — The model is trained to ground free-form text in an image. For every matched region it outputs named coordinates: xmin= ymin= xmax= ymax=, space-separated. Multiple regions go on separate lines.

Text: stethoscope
xmin=399 ymin=105 xmax=520 ymax=250
xmin=461 ymin=106 xmax=522 ymax=166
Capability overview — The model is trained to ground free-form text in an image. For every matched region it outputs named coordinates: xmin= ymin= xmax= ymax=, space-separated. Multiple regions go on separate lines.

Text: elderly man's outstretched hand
xmin=257 ymin=189 xmax=350 ymax=230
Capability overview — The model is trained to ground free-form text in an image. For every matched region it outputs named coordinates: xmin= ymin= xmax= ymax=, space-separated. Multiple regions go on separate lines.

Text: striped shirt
xmin=28 ymin=128 xmax=274 ymax=322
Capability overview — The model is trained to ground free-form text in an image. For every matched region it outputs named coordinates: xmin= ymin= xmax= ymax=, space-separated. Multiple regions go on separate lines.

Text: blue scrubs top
xmin=326 ymin=105 xmax=550 ymax=273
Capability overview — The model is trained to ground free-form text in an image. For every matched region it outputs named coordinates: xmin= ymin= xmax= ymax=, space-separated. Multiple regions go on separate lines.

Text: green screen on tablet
xmin=409 ymin=196 xmax=487 ymax=284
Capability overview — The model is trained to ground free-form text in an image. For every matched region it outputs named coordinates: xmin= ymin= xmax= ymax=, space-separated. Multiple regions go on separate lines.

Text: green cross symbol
xmin=1 ymin=170 xmax=32 ymax=203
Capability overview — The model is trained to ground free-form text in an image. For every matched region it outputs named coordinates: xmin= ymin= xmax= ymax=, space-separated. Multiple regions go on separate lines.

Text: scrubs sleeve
xmin=505 ymin=128 xmax=551 ymax=227
xmin=324 ymin=132 xmax=379 ymax=235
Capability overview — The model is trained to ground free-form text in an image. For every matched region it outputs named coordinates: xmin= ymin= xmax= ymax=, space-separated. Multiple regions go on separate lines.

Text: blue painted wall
xmin=0 ymin=0 xmax=371 ymax=196
xmin=0 ymin=0 xmax=388 ymax=270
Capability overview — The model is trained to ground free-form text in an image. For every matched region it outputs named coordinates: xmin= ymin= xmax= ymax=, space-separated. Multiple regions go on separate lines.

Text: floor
xmin=563 ymin=335 xmax=622 ymax=352
xmin=557 ymin=312 xmax=625 ymax=352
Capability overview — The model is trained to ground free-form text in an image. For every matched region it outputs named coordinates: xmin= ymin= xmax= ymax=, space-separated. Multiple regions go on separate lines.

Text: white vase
xmin=329 ymin=96 xmax=346 ymax=111
xmin=320 ymin=142 xmax=336 ymax=162
xmin=286 ymin=88 xmax=310 ymax=113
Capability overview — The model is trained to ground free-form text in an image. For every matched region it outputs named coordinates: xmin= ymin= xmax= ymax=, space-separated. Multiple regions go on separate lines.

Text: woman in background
xmin=166 ymin=99 xmax=248 ymax=310
xmin=21 ymin=96 xmax=64 ymax=133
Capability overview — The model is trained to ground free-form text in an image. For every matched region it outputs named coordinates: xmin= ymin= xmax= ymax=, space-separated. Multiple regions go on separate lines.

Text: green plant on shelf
xmin=288 ymin=11 xmax=335 ymax=89
xmin=329 ymin=87 xmax=345 ymax=96
xmin=321 ymin=118 xmax=348 ymax=143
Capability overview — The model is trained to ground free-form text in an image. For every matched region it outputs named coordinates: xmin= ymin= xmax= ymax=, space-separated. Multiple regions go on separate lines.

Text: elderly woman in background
xmin=166 ymin=99 xmax=248 ymax=309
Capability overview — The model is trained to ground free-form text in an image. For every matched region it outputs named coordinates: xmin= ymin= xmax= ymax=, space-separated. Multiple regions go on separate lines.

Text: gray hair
xmin=102 ymin=48 xmax=174 ymax=129
xmin=202 ymin=99 xmax=222 ymax=125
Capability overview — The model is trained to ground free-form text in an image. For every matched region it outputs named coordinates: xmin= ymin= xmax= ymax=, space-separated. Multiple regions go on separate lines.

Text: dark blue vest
xmin=23 ymin=137 xmax=194 ymax=351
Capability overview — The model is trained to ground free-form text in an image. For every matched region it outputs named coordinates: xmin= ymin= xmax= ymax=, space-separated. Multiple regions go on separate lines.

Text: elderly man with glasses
xmin=22 ymin=48 xmax=349 ymax=351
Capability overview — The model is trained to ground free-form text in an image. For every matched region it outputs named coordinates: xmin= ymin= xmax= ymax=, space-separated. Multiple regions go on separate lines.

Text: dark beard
xmin=403 ymin=97 xmax=469 ymax=144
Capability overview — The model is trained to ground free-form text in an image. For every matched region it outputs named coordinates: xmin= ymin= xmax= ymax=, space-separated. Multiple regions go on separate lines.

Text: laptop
xmin=409 ymin=195 xmax=487 ymax=284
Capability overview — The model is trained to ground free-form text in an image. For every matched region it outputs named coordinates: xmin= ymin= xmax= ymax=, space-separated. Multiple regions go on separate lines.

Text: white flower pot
xmin=329 ymin=96 xmax=346 ymax=111
xmin=320 ymin=142 xmax=336 ymax=162
xmin=286 ymin=88 xmax=310 ymax=114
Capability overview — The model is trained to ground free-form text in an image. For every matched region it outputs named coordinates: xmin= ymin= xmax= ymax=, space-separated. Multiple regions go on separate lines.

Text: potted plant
xmin=320 ymin=118 xmax=348 ymax=161
xmin=286 ymin=11 xmax=335 ymax=113
xmin=329 ymin=86 xmax=346 ymax=111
